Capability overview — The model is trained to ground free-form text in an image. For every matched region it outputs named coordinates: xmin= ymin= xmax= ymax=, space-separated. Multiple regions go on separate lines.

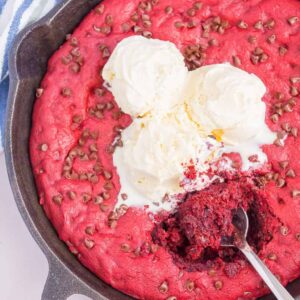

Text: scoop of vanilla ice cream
xmin=113 ymin=106 xmax=220 ymax=203
xmin=185 ymin=64 xmax=274 ymax=146
xmin=102 ymin=36 xmax=188 ymax=117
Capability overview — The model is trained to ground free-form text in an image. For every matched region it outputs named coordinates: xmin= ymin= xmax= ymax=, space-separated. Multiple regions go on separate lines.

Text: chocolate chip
xmin=232 ymin=55 xmax=241 ymax=66
xmin=102 ymin=191 xmax=110 ymax=200
xmin=290 ymin=77 xmax=300 ymax=84
xmin=174 ymin=21 xmax=184 ymax=29
xmin=100 ymin=203 xmax=109 ymax=212
xmin=187 ymin=8 xmax=196 ymax=17
xmin=296 ymin=233 xmax=300 ymax=241
xmin=131 ymin=12 xmax=139 ymax=22
xmin=95 ymin=4 xmax=104 ymax=14
xmin=85 ymin=226 xmax=95 ymax=235
xmin=121 ymin=22 xmax=131 ymax=33
xmin=36 ymin=88 xmax=44 ymax=98
xmin=61 ymin=87 xmax=72 ymax=97
xmin=267 ymin=34 xmax=276 ymax=44
xmin=72 ymin=114 xmax=82 ymax=124
xmin=84 ymin=238 xmax=95 ymax=249
xmin=267 ymin=253 xmax=277 ymax=261
xmin=276 ymin=178 xmax=286 ymax=188
xmin=291 ymin=127 xmax=298 ymax=137
xmin=103 ymin=170 xmax=112 ymax=180
xmin=93 ymin=24 xmax=101 ymax=32
xmin=82 ymin=193 xmax=92 ymax=203
xmin=279 ymin=161 xmax=289 ymax=169
xmin=237 ymin=20 xmax=248 ymax=29
xmin=214 ymin=280 xmax=223 ymax=290
xmin=158 ymin=281 xmax=168 ymax=293
xmin=70 ymin=37 xmax=78 ymax=47
xmin=292 ymin=189 xmax=300 ymax=197
xmin=105 ymin=14 xmax=113 ymax=26
xmin=290 ymin=86 xmax=299 ymax=97
xmin=193 ymin=2 xmax=202 ymax=9
xmin=121 ymin=193 xmax=128 ymax=200
xmin=52 ymin=194 xmax=63 ymax=205
xmin=288 ymin=16 xmax=299 ymax=25
xmin=185 ymin=279 xmax=195 ymax=292
xmin=67 ymin=191 xmax=76 ymax=200
xmin=120 ymin=243 xmax=131 ymax=252
xmin=279 ymin=46 xmax=288 ymax=56
xmin=270 ymin=114 xmax=279 ymax=123
xmin=265 ymin=19 xmax=275 ymax=29
xmin=142 ymin=30 xmax=153 ymax=38
xmin=61 ymin=54 xmax=72 ymax=65
xmin=165 ymin=6 xmax=173 ymax=14
xmin=274 ymin=138 xmax=284 ymax=147
xmin=69 ymin=62 xmax=81 ymax=73
xmin=94 ymin=195 xmax=104 ymax=204
xmin=254 ymin=20 xmax=263 ymax=30
xmin=280 ymin=226 xmax=289 ymax=236
xmin=39 ymin=143 xmax=48 ymax=152
xmin=286 ymin=169 xmax=296 ymax=178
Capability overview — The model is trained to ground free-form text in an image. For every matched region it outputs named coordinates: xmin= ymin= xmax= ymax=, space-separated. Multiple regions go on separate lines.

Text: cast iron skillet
xmin=4 ymin=0 xmax=300 ymax=299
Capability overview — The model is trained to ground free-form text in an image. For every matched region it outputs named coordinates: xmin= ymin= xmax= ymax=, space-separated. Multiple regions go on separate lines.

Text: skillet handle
xmin=42 ymin=256 xmax=92 ymax=300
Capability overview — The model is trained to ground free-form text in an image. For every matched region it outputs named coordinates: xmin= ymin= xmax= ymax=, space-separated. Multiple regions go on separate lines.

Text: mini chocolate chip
xmin=95 ymin=4 xmax=104 ymax=14
xmin=288 ymin=16 xmax=299 ymax=25
xmin=67 ymin=191 xmax=76 ymax=200
xmin=280 ymin=226 xmax=289 ymax=236
xmin=120 ymin=243 xmax=131 ymax=252
xmin=279 ymin=46 xmax=288 ymax=56
xmin=102 ymin=191 xmax=110 ymax=200
xmin=290 ymin=86 xmax=299 ymax=97
xmin=100 ymin=203 xmax=109 ymax=212
xmin=94 ymin=195 xmax=104 ymax=204
xmin=105 ymin=14 xmax=113 ymax=26
xmin=102 ymin=47 xmax=110 ymax=59
xmin=291 ymin=127 xmax=298 ymax=137
xmin=121 ymin=193 xmax=128 ymax=200
xmin=103 ymin=170 xmax=112 ymax=180
xmin=101 ymin=25 xmax=112 ymax=35
xmin=93 ymin=24 xmax=101 ymax=32
xmin=214 ymin=280 xmax=223 ymax=290
xmin=93 ymin=163 xmax=103 ymax=174
xmin=70 ymin=47 xmax=80 ymax=57
xmin=82 ymin=193 xmax=92 ymax=203
xmin=85 ymin=226 xmax=95 ymax=235
xmin=84 ymin=238 xmax=95 ymax=249
xmin=267 ymin=253 xmax=277 ymax=261
xmin=166 ymin=297 xmax=177 ymax=300
xmin=276 ymin=178 xmax=286 ymax=188
xmin=270 ymin=114 xmax=279 ymax=123
xmin=232 ymin=55 xmax=241 ymax=66
xmin=175 ymin=21 xmax=184 ymax=29
xmin=39 ymin=143 xmax=48 ymax=152
xmin=296 ymin=233 xmax=300 ymax=241
xmin=133 ymin=25 xmax=142 ymax=33
xmin=89 ymin=174 xmax=99 ymax=184
xmin=158 ymin=281 xmax=168 ymax=293
xmin=121 ymin=22 xmax=131 ymax=33
xmin=165 ymin=6 xmax=173 ymax=14
xmin=291 ymin=189 xmax=300 ymax=197
xmin=193 ymin=1 xmax=202 ymax=9
xmin=279 ymin=160 xmax=289 ymax=169
xmin=237 ymin=20 xmax=248 ymax=29
xmin=61 ymin=87 xmax=72 ymax=97
xmin=281 ymin=122 xmax=291 ymax=132
xmin=290 ymin=77 xmax=300 ymax=84
xmin=267 ymin=34 xmax=276 ymax=44
xmin=70 ymin=37 xmax=78 ymax=47
xmin=185 ymin=279 xmax=195 ymax=292
xmin=187 ymin=8 xmax=196 ymax=17
xmin=248 ymin=35 xmax=257 ymax=44
xmin=143 ymin=20 xmax=152 ymax=28
xmin=36 ymin=88 xmax=44 ymax=98
xmin=131 ymin=12 xmax=139 ymax=22
xmin=274 ymin=138 xmax=284 ymax=147
xmin=286 ymin=169 xmax=296 ymax=178
xmin=265 ymin=19 xmax=275 ymax=29
xmin=108 ymin=219 xmax=117 ymax=229
xmin=61 ymin=54 xmax=72 ymax=65
xmin=89 ymin=143 xmax=98 ymax=153
xmin=254 ymin=20 xmax=263 ymax=30
xmin=106 ymin=145 xmax=115 ymax=154
xmin=72 ymin=115 xmax=82 ymax=124
xmin=142 ymin=30 xmax=153 ymax=38
xmin=52 ymin=194 xmax=63 ymax=205
xmin=208 ymin=38 xmax=218 ymax=46
xmin=69 ymin=62 xmax=81 ymax=73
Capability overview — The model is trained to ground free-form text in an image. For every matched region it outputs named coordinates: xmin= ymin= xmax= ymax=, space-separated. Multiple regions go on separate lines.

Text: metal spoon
xmin=221 ymin=207 xmax=294 ymax=300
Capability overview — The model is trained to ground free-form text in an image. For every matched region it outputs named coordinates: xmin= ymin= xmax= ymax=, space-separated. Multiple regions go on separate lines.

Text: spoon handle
xmin=240 ymin=243 xmax=294 ymax=300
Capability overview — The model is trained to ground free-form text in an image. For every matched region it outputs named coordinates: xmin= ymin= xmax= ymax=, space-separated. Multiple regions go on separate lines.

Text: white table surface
xmin=0 ymin=153 xmax=90 ymax=300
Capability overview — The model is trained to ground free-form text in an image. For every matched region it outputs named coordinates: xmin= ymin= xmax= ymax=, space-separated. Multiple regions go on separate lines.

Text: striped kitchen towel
xmin=0 ymin=0 xmax=62 ymax=153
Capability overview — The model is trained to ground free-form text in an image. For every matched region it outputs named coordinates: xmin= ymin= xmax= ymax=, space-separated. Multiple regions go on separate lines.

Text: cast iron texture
xmin=4 ymin=0 xmax=300 ymax=299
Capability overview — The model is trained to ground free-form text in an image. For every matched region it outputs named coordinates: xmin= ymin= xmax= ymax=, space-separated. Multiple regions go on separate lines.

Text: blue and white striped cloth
xmin=0 ymin=0 xmax=62 ymax=153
